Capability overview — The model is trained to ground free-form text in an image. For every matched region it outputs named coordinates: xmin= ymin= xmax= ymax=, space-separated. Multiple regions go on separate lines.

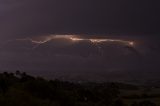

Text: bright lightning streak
xmin=9 ymin=35 xmax=135 ymax=49
xmin=0 ymin=34 xmax=136 ymax=57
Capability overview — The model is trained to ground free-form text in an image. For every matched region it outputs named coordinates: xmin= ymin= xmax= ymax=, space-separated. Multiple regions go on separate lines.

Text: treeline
xmin=0 ymin=71 xmax=157 ymax=106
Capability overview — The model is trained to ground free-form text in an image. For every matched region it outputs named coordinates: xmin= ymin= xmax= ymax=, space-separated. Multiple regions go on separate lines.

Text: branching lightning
xmin=2 ymin=35 xmax=135 ymax=53
xmin=27 ymin=35 xmax=135 ymax=55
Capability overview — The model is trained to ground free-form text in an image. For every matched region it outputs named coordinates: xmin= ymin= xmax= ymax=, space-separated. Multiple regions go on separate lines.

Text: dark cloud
xmin=0 ymin=0 xmax=160 ymax=40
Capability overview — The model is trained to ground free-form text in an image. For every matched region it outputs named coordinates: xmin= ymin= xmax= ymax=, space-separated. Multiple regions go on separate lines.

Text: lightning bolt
xmin=30 ymin=35 xmax=135 ymax=46
xmin=28 ymin=35 xmax=135 ymax=56
xmin=1 ymin=35 xmax=135 ymax=55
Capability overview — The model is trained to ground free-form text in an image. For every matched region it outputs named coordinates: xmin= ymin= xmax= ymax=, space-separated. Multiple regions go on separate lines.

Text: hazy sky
xmin=0 ymin=0 xmax=160 ymax=81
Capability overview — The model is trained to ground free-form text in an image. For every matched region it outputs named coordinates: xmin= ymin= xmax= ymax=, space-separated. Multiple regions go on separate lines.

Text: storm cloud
xmin=0 ymin=0 xmax=160 ymax=40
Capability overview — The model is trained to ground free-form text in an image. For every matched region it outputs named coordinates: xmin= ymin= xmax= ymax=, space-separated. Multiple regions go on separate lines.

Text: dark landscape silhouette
xmin=0 ymin=71 xmax=159 ymax=106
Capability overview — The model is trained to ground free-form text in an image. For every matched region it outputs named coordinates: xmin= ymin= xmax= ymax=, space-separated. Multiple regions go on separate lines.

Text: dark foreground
xmin=0 ymin=71 xmax=159 ymax=106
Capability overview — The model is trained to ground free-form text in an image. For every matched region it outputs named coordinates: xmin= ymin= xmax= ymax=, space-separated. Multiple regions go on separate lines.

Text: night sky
xmin=0 ymin=0 xmax=160 ymax=81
